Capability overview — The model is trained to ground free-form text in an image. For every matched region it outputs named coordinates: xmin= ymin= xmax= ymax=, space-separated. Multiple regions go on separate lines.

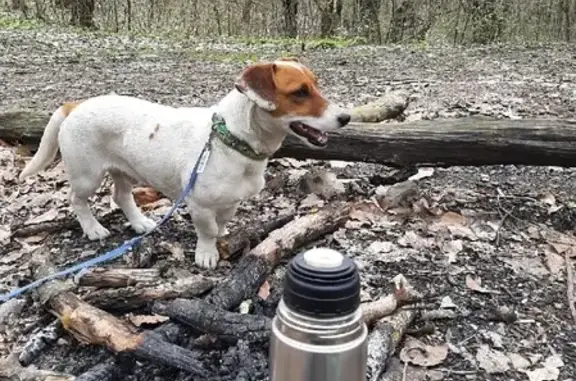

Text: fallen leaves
xmin=523 ymin=355 xmax=564 ymax=381
xmin=476 ymin=345 xmax=510 ymax=374
xmin=400 ymin=337 xmax=449 ymax=367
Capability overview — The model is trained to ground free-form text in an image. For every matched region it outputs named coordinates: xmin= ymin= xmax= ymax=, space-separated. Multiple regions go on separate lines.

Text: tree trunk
xmin=358 ymin=0 xmax=381 ymax=43
xmin=282 ymin=0 xmax=298 ymax=37
xmin=70 ymin=0 xmax=96 ymax=28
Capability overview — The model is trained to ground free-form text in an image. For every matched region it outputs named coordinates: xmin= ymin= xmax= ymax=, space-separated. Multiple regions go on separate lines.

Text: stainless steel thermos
xmin=269 ymin=247 xmax=368 ymax=381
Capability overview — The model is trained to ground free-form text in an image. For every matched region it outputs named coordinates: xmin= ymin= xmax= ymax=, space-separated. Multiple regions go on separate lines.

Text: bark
xmin=367 ymin=309 xmax=417 ymax=381
xmin=152 ymin=298 xmax=271 ymax=343
xmin=17 ymin=320 xmax=63 ymax=366
xmin=77 ymin=267 xmax=161 ymax=288
xmin=83 ymin=275 xmax=214 ymax=312
xmin=282 ymin=0 xmax=298 ymax=37
xmin=206 ymin=201 xmax=352 ymax=309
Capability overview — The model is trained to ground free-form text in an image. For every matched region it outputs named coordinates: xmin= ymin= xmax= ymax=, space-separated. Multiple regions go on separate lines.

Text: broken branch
xmin=82 ymin=275 xmax=214 ymax=312
xmin=207 ymin=201 xmax=351 ymax=310
xmin=76 ymin=267 xmax=161 ymax=288
xmin=34 ymin=262 xmax=208 ymax=376
xmin=361 ymin=274 xmax=423 ymax=327
xmin=217 ymin=212 xmax=296 ymax=260
xmin=367 ymin=309 xmax=417 ymax=381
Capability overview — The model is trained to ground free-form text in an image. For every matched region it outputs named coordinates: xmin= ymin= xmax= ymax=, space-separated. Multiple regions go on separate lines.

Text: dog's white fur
xmin=19 ymin=59 xmax=350 ymax=269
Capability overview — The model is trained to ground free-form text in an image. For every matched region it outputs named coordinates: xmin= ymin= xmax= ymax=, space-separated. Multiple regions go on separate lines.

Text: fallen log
xmin=0 ymin=92 xmax=407 ymax=150
xmin=33 ymin=261 xmax=208 ymax=376
xmin=4 ymin=106 xmax=576 ymax=167
xmin=207 ymin=201 xmax=352 ymax=309
xmin=83 ymin=275 xmax=214 ymax=312
xmin=278 ymin=117 xmax=576 ymax=167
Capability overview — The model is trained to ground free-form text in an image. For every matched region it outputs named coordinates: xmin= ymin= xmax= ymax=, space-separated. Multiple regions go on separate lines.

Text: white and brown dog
xmin=18 ymin=57 xmax=351 ymax=269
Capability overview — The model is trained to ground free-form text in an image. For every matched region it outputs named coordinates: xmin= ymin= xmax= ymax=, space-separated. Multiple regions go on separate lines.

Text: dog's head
xmin=234 ymin=57 xmax=350 ymax=148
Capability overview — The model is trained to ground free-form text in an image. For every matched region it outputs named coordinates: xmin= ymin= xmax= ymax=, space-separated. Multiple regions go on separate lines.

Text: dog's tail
xmin=18 ymin=102 xmax=81 ymax=181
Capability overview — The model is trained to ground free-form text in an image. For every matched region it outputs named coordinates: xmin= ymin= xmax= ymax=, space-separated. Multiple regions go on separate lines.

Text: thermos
xmin=269 ymin=247 xmax=368 ymax=381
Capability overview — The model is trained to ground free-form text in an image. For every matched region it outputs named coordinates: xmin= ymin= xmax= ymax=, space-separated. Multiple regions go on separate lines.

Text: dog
xmin=18 ymin=57 xmax=351 ymax=269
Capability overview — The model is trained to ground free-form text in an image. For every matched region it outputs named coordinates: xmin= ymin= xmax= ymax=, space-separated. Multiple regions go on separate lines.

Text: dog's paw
xmin=195 ymin=249 xmax=220 ymax=269
xmin=85 ymin=224 xmax=111 ymax=240
xmin=131 ymin=216 xmax=157 ymax=234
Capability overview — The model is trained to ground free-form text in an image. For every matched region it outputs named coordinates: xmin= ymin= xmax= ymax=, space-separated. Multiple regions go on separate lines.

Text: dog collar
xmin=211 ymin=113 xmax=269 ymax=161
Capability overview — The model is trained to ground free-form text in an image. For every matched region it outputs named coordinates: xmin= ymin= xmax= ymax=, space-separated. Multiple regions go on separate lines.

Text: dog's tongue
xmin=290 ymin=122 xmax=328 ymax=147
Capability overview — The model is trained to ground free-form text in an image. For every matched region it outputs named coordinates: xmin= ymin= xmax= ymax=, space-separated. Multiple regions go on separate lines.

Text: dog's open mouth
xmin=289 ymin=122 xmax=328 ymax=147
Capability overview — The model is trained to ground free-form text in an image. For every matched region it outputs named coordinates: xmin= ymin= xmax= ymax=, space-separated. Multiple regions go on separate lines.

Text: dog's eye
xmin=291 ymin=87 xmax=309 ymax=98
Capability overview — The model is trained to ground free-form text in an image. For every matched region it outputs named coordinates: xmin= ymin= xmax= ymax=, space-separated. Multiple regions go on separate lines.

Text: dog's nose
xmin=337 ymin=113 xmax=351 ymax=127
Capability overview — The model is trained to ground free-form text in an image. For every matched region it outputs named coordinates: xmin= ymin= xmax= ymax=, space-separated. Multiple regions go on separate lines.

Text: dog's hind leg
xmin=110 ymin=170 xmax=156 ymax=234
xmin=68 ymin=171 xmax=111 ymax=240
xmin=188 ymin=202 xmax=220 ymax=269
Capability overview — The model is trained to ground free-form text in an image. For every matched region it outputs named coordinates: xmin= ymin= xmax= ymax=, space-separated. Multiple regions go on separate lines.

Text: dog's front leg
xmin=216 ymin=203 xmax=240 ymax=237
xmin=188 ymin=202 xmax=220 ymax=269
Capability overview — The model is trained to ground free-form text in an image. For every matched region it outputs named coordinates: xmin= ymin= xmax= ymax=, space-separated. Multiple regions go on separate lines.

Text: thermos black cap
xmin=283 ymin=248 xmax=361 ymax=317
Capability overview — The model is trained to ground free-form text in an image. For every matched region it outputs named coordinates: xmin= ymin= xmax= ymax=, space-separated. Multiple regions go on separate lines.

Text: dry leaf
xmin=258 ymin=280 xmax=271 ymax=300
xmin=507 ymin=353 xmax=531 ymax=370
xmin=133 ymin=187 xmax=163 ymax=207
xmin=539 ymin=192 xmax=556 ymax=206
xmin=159 ymin=241 xmax=185 ymax=261
xmin=349 ymin=200 xmax=386 ymax=223
xmin=367 ymin=240 xmax=394 ymax=254
xmin=545 ymin=249 xmax=565 ymax=275
xmin=429 ymin=211 xmax=477 ymax=240
xmin=476 ymin=345 xmax=510 ymax=374
xmin=441 ymin=240 xmax=463 ymax=263
xmin=399 ymin=337 xmax=449 ymax=367
xmin=24 ymin=209 xmax=59 ymax=225
xmin=522 ymin=355 xmax=564 ymax=381
xmin=0 ymin=225 xmax=10 ymax=245
xmin=466 ymin=275 xmax=499 ymax=294
xmin=128 ymin=313 xmax=169 ymax=327
xmin=440 ymin=296 xmax=457 ymax=309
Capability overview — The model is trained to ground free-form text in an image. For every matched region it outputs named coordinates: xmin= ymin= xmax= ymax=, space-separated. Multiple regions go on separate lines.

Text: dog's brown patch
xmin=61 ymin=101 xmax=82 ymax=117
xmin=239 ymin=60 xmax=327 ymax=118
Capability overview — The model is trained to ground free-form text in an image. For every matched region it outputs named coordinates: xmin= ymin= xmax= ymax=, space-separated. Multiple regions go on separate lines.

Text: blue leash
xmin=0 ymin=131 xmax=214 ymax=304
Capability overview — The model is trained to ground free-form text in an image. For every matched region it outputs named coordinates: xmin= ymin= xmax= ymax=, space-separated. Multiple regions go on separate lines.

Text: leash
xmin=0 ymin=129 xmax=215 ymax=304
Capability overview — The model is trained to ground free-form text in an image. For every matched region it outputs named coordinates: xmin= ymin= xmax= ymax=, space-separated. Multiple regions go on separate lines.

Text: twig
xmin=362 ymin=274 xmax=423 ymax=326
xmin=565 ymin=248 xmax=576 ymax=325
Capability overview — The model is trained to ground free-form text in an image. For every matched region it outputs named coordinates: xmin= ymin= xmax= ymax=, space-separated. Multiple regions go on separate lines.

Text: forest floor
xmin=1 ymin=18 xmax=576 ymax=381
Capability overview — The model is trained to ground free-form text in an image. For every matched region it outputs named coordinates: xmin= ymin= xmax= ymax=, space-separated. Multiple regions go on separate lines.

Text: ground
xmin=1 ymin=23 xmax=576 ymax=381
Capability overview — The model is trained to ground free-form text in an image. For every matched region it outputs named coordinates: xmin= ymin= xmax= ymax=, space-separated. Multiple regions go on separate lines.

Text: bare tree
xmin=283 ymin=0 xmax=298 ymax=37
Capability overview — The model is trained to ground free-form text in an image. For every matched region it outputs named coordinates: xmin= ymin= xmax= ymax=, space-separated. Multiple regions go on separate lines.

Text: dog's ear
xmin=234 ymin=63 xmax=277 ymax=111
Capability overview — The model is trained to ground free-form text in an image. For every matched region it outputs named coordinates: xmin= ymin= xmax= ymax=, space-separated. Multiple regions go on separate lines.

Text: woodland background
xmin=1 ymin=0 xmax=574 ymax=46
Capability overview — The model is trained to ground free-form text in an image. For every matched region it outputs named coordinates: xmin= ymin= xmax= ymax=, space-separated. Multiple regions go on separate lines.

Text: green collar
xmin=211 ymin=113 xmax=269 ymax=161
